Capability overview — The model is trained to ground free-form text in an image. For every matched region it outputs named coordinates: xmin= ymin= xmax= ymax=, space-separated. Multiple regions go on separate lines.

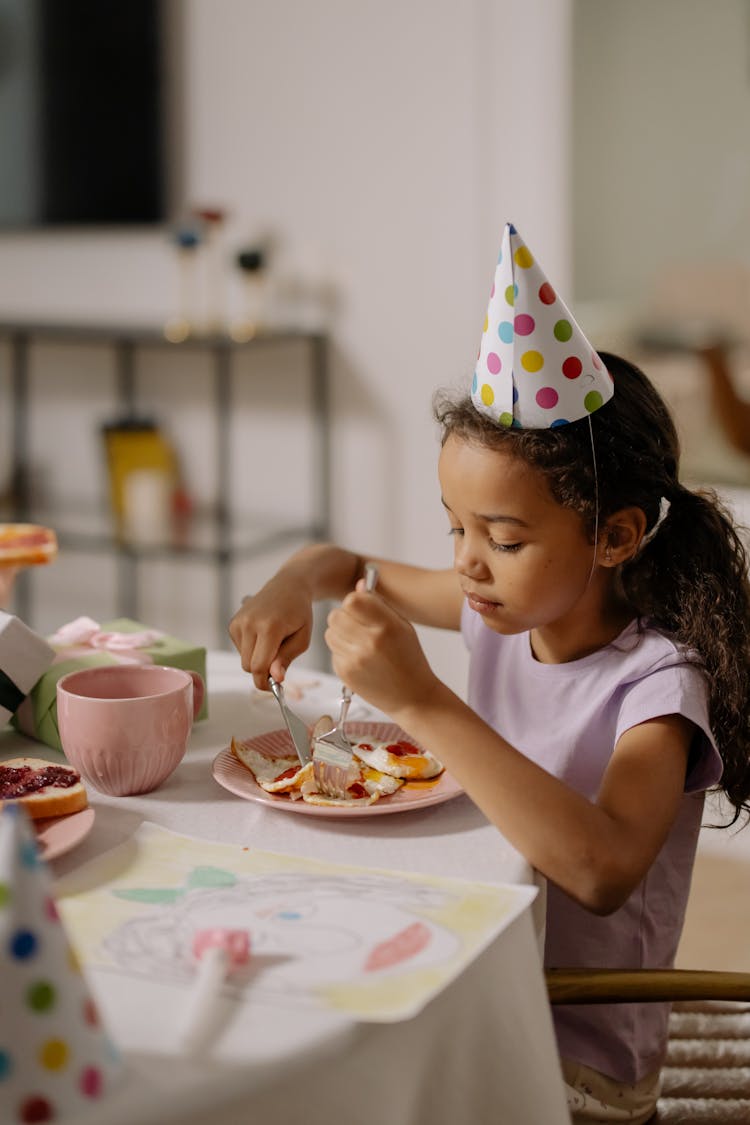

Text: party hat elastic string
xmin=585 ymin=414 xmax=601 ymax=590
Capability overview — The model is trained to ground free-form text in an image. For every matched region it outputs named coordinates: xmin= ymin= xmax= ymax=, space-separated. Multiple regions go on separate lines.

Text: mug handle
xmin=187 ymin=671 xmax=205 ymax=720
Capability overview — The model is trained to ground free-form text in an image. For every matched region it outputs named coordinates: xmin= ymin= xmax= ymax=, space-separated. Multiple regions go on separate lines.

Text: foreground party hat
xmin=0 ymin=804 xmax=122 ymax=1123
xmin=472 ymin=222 xmax=613 ymax=428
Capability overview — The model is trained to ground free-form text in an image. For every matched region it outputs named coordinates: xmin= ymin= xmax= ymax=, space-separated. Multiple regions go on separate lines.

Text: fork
xmin=312 ymin=562 xmax=379 ymax=797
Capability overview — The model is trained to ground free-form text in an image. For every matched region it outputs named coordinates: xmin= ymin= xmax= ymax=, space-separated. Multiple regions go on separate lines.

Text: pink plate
xmin=34 ymin=807 xmax=96 ymax=861
xmin=212 ymin=721 xmax=464 ymax=817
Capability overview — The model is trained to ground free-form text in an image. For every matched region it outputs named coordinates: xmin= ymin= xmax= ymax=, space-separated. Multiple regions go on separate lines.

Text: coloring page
xmin=56 ymin=822 xmax=535 ymax=1021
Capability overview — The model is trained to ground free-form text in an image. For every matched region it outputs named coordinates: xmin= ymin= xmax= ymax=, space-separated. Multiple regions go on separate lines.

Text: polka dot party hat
xmin=0 ymin=804 xmax=122 ymax=1123
xmin=472 ymin=222 xmax=613 ymax=428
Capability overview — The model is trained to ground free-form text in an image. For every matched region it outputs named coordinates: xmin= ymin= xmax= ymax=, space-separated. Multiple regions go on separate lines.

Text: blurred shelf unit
xmin=0 ymin=321 xmax=331 ymax=642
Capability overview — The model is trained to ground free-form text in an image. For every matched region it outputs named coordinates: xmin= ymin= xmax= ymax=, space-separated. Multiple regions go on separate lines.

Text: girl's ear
xmin=600 ymin=507 xmax=648 ymax=566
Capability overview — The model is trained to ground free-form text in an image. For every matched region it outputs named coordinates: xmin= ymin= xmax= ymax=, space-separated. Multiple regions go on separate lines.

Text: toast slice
xmin=0 ymin=523 xmax=58 ymax=567
xmin=0 ymin=756 xmax=88 ymax=819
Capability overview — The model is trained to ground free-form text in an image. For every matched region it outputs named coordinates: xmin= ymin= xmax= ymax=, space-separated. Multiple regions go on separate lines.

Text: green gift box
xmin=12 ymin=617 xmax=208 ymax=753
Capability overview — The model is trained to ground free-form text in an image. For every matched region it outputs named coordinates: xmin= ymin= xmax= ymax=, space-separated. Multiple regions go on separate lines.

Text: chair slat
xmin=546 ymin=969 xmax=750 ymax=1005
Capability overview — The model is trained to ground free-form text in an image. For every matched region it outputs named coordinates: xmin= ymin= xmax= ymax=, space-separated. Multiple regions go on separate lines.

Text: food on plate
xmin=351 ymin=737 xmax=444 ymax=780
xmin=0 ymin=523 xmax=58 ymax=567
xmin=0 ymin=757 xmax=88 ymax=819
xmin=300 ymin=765 xmax=404 ymax=807
xmin=310 ymin=714 xmax=334 ymax=741
xmin=230 ymin=736 xmax=406 ymax=806
xmin=230 ymin=739 xmax=312 ymax=800
xmin=230 ymin=719 xmax=443 ymax=808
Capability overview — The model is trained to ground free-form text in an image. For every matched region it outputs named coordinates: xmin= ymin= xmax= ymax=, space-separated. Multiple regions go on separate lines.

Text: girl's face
xmin=438 ymin=434 xmax=605 ymax=640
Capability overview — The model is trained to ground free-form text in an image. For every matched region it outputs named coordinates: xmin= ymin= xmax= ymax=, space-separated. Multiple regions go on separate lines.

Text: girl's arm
xmin=228 ymin=543 xmax=463 ymax=690
xmin=328 ymin=584 xmax=692 ymax=915
xmin=397 ymin=684 xmax=691 ymax=915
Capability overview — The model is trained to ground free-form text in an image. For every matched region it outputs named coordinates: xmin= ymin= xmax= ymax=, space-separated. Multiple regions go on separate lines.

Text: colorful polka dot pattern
xmin=0 ymin=805 xmax=121 ymax=1122
xmin=472 ymin=223 xmax=614 ymax=428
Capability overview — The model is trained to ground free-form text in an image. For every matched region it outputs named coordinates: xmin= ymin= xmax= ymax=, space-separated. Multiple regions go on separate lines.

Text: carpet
xmin=655 ymin=1001 xmax=750 ymax=1123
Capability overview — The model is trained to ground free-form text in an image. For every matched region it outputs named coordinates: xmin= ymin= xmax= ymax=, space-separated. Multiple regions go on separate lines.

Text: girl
xmin=230 ymin=357 xmax=750 ymax=1120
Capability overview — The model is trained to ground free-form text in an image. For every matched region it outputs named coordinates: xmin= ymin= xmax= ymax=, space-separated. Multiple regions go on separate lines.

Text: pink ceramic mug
xmin=56 ymin=664 xmax=205 ymax=796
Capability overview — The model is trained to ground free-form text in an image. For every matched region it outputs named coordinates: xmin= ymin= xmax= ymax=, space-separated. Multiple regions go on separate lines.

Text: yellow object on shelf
xmin=102 ymin=422 xmax=178 ymax=540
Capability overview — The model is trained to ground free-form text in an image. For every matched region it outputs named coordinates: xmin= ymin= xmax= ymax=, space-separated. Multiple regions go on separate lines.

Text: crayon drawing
xmin=56 ymin=823 xmax=535 ymax=1020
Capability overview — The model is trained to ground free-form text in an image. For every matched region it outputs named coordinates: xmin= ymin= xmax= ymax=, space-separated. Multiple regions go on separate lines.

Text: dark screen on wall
xmin=0 ymin=0 xmax=167 ymax=226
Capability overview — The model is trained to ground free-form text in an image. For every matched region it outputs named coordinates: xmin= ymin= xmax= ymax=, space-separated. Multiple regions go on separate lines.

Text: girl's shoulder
xmin=612 ymin=618 xmax=699 ymax=675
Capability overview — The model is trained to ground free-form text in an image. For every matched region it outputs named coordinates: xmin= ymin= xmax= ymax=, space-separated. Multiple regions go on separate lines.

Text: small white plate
xmin=34 ymin=807 xmax=96 ymax=860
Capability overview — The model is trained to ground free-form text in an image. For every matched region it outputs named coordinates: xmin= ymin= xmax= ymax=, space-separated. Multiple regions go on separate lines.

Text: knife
xmin=268 ymin=676 xmax=312 ymax=766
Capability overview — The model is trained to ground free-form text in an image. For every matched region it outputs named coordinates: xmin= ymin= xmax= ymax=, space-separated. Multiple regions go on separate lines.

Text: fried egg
xmin=299 ymin=764 xmax=403 ymax=807
xmin=352 ymin=738 xmax=443 ymax=780
xmin=361 ymin=766 xmax=405 ymax=798
xmin=230 ymin=738 xmax=312 ymax=798
xmin=300 ymin=782 xmax=378 ymax=808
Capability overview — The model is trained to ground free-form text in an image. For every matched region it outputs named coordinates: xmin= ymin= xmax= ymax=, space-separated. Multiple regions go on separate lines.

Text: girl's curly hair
xmin=435 ymin=351 xmax=750 ymax=825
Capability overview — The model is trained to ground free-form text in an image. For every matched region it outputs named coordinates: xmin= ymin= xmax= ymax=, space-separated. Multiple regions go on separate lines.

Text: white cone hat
xmin=472 ymin=223 xmax=613 ymax=428
xmin=0 ymin=804 xmax=122 ymax=1122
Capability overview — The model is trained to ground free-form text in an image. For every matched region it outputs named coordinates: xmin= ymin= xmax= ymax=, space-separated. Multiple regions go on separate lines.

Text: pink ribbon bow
xmin=49 ymin=616 xmax=164 ymax=652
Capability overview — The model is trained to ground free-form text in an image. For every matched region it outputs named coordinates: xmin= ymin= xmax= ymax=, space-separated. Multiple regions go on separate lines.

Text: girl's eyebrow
xmin=482 ymin=514 xmax=530 ymax=527
xmin=441 ymin=497 xmax=530 ymax=527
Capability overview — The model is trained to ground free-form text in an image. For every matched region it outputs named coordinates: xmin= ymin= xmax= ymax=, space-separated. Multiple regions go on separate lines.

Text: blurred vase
xmin=165 ymin=225 xmax=202 ymax=342
xmin=231 ymin=246 xmax=267 ymax=341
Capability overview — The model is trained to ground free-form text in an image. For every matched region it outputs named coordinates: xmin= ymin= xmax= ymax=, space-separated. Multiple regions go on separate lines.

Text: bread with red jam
xmin=0 ymin=756 xmax=88 ymax=819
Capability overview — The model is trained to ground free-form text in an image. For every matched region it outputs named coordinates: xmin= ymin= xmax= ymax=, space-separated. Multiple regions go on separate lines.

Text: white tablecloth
xmin=3 ymin=652 xmax=570 ymax=1125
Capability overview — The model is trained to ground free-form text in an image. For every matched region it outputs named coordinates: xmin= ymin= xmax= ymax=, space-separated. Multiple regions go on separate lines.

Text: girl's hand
xmin=228 ymin=573 xmax=314 ymax=690
xmin=325 ymin=581 xmax=439 ymax=718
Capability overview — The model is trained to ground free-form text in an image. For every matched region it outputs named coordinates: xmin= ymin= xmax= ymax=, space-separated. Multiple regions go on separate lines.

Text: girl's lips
xmin=466 ymin=592 xmax=501 ymax=614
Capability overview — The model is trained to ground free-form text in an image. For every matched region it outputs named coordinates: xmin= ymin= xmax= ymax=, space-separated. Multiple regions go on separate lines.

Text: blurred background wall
xmin=0 ymin=0 xmax=573 ymax=693
xmin=573 ymin=0 xmax=750 ymax=305
xmin=10 ymin=0 xmax=750 ymax=692
xmin=573 ymin=0 xmax=750 ymax=496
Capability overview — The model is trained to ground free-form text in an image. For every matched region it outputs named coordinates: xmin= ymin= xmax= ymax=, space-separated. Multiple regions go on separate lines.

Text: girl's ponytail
xmin=622 ymin=485 xmax=750 ymax=822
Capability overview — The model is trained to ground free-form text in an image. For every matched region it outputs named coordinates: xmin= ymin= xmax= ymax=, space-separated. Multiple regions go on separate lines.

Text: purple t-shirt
xmin=461 ymin=605 xmax=723 ymax=1084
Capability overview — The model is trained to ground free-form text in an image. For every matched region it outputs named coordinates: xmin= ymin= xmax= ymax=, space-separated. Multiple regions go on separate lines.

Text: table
xmin=3 ymin=652 xmax=571 ymax=1125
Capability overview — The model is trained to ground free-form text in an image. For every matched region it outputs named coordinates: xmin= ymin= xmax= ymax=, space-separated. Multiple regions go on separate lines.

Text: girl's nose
xmin=454 ymin=539 xmax=491 ymax=580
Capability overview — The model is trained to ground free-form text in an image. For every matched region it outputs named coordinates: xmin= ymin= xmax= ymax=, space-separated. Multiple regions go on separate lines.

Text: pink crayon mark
xmin=364 ymin=921 xmax=431 ymax=971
